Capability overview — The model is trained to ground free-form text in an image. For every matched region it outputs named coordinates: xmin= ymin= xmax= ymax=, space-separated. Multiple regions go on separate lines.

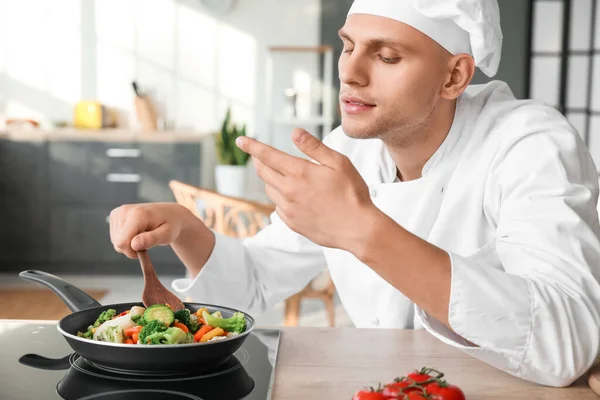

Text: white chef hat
xmin=347 ymin=0 xmax=503 ymax=77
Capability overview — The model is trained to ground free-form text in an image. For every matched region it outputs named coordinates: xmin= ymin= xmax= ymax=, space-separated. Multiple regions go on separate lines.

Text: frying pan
xmin=19 ymin=270 xmax=256 ymax=374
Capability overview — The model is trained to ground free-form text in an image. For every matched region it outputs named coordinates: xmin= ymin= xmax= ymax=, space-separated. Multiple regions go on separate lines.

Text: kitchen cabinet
xmin=0 ymin=138 xmax=202 ymax=275
xmin=0 ymin=141 xmax=50 ymax=264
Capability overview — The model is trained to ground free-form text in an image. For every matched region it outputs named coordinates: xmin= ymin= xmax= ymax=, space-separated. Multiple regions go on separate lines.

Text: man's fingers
xmin=291 ymin=128 xmax=342 ymax=168
xmin=237 ymin=136 xmax=306 ymax=176
xmin=253 ymin=157 xmax=285 ymax=189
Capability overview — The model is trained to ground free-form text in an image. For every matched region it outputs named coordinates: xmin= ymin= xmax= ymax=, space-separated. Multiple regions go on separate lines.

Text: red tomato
xmin=351 ymin=389 xmax=388 ymax=400
xmin=406 ymin=367 xmax=444 ymax=385
xmin=406 ymin=372 xmax=433 ymax=384
xmin=405 ymin=393 xmax=438 ymax=400
xmin=425 ymin=381 xmax=466 ymax=400
xmin=382 ymin=379 xmax=421 ymax=397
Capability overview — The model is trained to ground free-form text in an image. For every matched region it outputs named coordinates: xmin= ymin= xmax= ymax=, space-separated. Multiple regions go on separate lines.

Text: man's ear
xmin=440 ymin=54 xmax=476 ymax=100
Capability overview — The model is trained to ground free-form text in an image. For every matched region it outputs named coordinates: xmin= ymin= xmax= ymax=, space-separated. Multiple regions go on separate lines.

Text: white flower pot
xmin=215 ymin=164 xmax=248 ymax=198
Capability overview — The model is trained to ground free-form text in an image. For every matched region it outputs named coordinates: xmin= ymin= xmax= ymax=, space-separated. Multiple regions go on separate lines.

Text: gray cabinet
xmin=0 ymin=138 xmax=201 ymax=275
xmin=0 ymin=141 xmax=50 ymax=264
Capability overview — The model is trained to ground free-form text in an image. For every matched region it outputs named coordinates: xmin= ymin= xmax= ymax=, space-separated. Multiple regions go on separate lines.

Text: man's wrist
xmin=347 ymin=205 xmax=392 ymax=263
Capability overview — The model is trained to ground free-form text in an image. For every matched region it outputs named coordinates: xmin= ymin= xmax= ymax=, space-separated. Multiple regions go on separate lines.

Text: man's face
xmin=338 ymin=14 xmax=451 ymax=143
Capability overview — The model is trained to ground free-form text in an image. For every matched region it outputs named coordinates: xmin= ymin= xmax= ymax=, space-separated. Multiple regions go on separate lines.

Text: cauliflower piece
xmin=95 ymin=325 xmax=125 ymax=343
xmin=93 ymin=314 xmax=135 ymax=341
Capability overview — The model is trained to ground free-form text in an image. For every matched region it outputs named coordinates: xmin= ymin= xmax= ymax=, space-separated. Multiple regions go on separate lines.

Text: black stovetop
xmin=0 ymin=320 xmax=281 ymax=400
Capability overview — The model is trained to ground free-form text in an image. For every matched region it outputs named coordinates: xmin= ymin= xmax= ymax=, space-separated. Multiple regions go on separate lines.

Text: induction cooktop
xmin=0 ymin=320 xmax=281 ymax=400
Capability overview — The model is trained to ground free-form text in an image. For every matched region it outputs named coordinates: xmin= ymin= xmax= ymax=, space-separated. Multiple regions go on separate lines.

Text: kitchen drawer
xmin=49 ymin=142 xmax=139 ymax=204
xmin=50 ymin=205 xmax=124 ymax=263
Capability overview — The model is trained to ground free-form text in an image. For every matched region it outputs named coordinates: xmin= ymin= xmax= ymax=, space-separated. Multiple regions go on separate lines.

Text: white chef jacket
xmin=172 ymin=80 xmax=600 ymax=387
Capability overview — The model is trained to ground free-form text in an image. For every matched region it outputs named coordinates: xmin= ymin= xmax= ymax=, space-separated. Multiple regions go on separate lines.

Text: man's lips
xmin=341 ymin=95 xmax=376 ymax=114
xmin=340 ymin=94 xmax=376 ymax=106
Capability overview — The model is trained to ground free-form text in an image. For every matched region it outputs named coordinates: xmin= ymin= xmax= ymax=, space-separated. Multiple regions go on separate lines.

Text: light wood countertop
xmin=0 ymin=128 xmax=214 ymax=143
xmin=273 ymin=327 xmax=598 ymax=399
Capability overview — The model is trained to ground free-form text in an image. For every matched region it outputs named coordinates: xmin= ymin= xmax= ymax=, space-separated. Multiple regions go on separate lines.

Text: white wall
xmin=0 ymin=0 xmax=322 ymax=144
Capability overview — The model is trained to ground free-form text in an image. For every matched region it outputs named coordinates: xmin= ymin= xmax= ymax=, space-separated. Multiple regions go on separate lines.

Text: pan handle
xmin=19 ymin=270 xmax=102 ymax=312
xmin=18 ymin=353 xmax=72 ymax=371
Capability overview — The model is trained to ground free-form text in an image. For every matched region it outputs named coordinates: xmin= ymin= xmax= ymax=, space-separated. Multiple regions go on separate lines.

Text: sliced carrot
xmin=173 ymin=322 xmax=189 ymax=334
xmin=200 ymin=327 xmax=225 ymax=343
xmin=132 ymin=333 xmax=139 ymax=343
xmin=124 ymin=326 xmax=143 ymax=337
xmin=194 ymin=325 xmax=213 ymax=342
xmin=124 ymin=338 xmax=134 ymax=344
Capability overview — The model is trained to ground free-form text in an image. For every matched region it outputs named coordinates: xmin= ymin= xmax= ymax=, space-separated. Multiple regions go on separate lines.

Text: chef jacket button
xmin=369 ymin=187 xmax=377 ymax=197
xmin=372 ymin=317 xmax=380 ymax=327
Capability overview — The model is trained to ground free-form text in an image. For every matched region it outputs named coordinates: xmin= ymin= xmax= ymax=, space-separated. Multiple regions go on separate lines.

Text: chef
xmin=110 ymin=0 xmax=600 ymax=387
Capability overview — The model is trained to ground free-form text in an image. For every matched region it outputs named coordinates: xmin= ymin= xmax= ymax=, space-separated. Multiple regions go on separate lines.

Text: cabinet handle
xmin=106 ymin=148 xmax=141 ymax=158
xmin=106 ymin=173 xmax=141 ymax=183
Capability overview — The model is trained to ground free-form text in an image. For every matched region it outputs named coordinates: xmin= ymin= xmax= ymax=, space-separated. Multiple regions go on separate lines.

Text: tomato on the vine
xmin=424 ymin=381 xmax=466 ymax=400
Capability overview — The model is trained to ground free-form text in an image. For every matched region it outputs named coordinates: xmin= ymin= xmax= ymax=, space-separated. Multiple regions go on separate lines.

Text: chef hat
xmin=347 ymin=0 xmax=503 ymax=77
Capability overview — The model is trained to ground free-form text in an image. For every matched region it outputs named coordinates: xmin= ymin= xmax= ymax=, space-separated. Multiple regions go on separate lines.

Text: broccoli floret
xmin=138 ymin=320 xmax=168 ymax=344
xmin=131 ymin=313 xmax=145 ymax=325
xmin=93 ymin=309 xmax=116 ymax=327
xmin=145 ymin=327 xmax=188 ymax=345
xmin=96 ymin=325 xmax=124 ymax=343
xmin=173 ymin=309 xmax=199 ymax=333
xmin=77 ymin=329 xmax=94 ymax=339
xmin=202 ymin=311 xmax=246 ymax=334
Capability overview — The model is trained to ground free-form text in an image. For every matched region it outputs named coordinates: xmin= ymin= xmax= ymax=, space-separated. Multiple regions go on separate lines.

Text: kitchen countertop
xmin=273 ymin=327 xmax=597 ymax=399
xmin=0 ymin=319 xmax=596 ymax=398
xmin=0 ymin=127 xmax=214 ymax=143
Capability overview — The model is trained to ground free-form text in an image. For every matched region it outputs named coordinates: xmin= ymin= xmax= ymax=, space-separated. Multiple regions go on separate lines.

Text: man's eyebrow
xmin=338 ymin=29 xmax=411 ymax=52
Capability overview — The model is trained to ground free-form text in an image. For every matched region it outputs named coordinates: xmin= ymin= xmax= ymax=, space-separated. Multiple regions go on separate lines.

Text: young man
xmin=110 ymin=0 xmax=600 ymax=387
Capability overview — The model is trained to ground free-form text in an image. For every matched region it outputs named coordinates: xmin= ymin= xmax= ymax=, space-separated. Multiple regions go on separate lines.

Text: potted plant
xmin=214 ymin=107 xmax=250 ymax=198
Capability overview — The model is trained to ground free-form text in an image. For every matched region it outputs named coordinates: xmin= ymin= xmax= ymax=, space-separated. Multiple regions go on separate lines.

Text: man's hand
xmin=236 ymin=128 xmax=380 ymax=253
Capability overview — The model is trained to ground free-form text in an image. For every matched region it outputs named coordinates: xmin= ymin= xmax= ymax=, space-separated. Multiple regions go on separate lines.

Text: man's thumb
xmin=131 ymin=225 xmax=171 ymax=251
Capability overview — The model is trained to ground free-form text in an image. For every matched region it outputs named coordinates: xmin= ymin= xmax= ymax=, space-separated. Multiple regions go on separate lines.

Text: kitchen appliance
xmin=0 ymin=319 xmax=281 ymax=399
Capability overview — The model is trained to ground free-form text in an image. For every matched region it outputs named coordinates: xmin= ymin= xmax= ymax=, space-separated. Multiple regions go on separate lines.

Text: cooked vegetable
xmin=173 ymin=322 xmax=190 ymax=334
xmin=202 ymin=310 xmax=246 ymax=334
xmin=77 ymin=329 xmax=94 ymax=339
xmin=145 ymin=327 xmax=189 ymax=345
xmin=143 ymin=304 xmax=175 ymax=326
xmin=200 ymin=327 xmax=225 ymax=342
xmin=95 ymin=325 xmax=125 ymax=343
xmin=79 ymin=304 xmax=247 ymax=345
xmin=124 ymin=325 xmax=143 ymax=337
xmin=173 ymin=308 xmax=199 ymax=333
xmin=92 ymin=313 xmax=136 ymax=341
xmin=130 ymin=306 xmax=146 ymax=317
xmin=94 ymin=309 xmax=116 ymax=327
xmin=138 ymin=320 xmax=168 ymax=344
xmin=194 ymin=324 xmax=214 ymax=343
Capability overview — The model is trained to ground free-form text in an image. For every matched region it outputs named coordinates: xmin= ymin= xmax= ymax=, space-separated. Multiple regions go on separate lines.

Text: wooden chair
xmin=168 ymin=180 xmax=337 ymax=327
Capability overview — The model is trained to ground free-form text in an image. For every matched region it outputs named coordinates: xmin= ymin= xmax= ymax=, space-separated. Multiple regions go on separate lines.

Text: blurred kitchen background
xmin=0 ymin=0 xmax=596 ymax=327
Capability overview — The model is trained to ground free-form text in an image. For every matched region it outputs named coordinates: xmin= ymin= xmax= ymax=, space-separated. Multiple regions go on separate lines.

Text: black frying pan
xmin=19 ymin=270 xmax=256 ymax=374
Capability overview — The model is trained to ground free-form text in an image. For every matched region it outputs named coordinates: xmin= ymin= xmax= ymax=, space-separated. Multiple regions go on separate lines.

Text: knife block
xmin=134 ymin=96 xmax=158 ymax=132
xmin=589 ymin=362 xmax=600 ymax=396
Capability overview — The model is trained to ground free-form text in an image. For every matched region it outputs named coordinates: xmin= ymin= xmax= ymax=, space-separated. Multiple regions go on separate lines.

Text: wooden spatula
xmin=137 ymin=250 xmax=185 ymax=311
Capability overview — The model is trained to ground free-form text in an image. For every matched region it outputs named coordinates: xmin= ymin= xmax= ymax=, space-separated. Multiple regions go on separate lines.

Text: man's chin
xmin=341 ymin=120 xmax=380 ymax=139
